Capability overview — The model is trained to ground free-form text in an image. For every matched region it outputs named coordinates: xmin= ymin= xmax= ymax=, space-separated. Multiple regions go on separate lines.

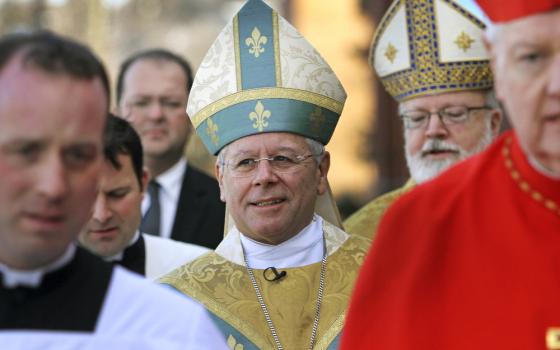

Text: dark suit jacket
xmin=170 ymin=165 xmax=225 ymax=249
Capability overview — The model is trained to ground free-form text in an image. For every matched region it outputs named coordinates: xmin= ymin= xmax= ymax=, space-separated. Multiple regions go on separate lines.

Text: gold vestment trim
xmin=160 ymin=222 xmax=370 ymax=350
xmin=272 ymin=11 xmax=282 ymax=87
xmin=503 ymin=137 xmax=560 ymax=217
xmin=234 ymin=15 xmax=242 ymax=92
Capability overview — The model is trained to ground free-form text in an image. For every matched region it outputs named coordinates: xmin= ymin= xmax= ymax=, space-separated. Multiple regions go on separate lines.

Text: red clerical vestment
xmin=341 ymin=130 xmax=560 ymax=350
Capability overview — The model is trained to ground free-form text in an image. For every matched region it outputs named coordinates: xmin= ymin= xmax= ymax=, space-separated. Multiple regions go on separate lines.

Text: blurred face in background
xmin=0 ymin=57 xmax=107 ymax=269
xmin=402 ymin=90 xmax=501 ymax=183
xmin=118 ymin=59 xmax=191 ymax=168
xmin=487 ymin=9 xmax=560 ymax=175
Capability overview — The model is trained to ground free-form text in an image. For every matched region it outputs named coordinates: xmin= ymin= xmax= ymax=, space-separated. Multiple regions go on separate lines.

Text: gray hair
xmin=216 ymin=146 xmax=227 ymax=170
xmin=216 ymin=136 xmax=325 ymax=169
xmin=483 ymin=89 xmax=500 ymax=109
xmin=305 ymin=138 xmax=325 ymax=164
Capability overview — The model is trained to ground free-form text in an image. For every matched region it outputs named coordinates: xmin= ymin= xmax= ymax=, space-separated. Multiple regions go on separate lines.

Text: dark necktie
xmin=140 ymin=180 xmax=161 ymax=236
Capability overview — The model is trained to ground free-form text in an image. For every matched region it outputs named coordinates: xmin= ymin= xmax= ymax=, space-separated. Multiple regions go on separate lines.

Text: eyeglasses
xmin=400 ymin=105 xmax=493 ymax=130
xmin=221 ymin=153 xmax=318 ymax=178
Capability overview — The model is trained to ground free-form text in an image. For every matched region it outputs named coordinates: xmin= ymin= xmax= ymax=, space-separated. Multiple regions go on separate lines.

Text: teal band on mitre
xmin=196 ymin=98 xmax=340 ymax=155
xmin=236 ymin=0 xmax=280 ymax=90
xmin=190 ymin=87 xmax=343 ymax=129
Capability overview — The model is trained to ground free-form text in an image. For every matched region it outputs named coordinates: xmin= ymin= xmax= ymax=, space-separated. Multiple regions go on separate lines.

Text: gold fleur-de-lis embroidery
xmin=249 ymin=101 xmax=271 ymax=132
xmin=205 ymin=119 xmax=219 ymax=146
xmin=385 ymin=43 xmax=398 ymax=63
xmin=454 ymin=31 xmax=474 ymax=52
xmin=245 ymin=27 xmax=268 ymax=58
xmin=309 ymin=106 xmax=325 ymax=135
xmin=547 ymin=328 xmax=560 ymax=349
xmin=227 ymin=334 xmax=244 ymax=350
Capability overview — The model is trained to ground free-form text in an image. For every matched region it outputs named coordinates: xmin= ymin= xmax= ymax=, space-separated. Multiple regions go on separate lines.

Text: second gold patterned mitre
xmin=371 ymin=0 xmax=493 ymax=102
xmin=187 ymin=0 xmax=347 ymax=155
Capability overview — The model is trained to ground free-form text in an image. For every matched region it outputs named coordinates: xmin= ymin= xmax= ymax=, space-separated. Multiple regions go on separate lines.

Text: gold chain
xmin=242 ymin=232 xmax=327 ymax=350
xmin=502 ymin=136 xmax=560 ymax=217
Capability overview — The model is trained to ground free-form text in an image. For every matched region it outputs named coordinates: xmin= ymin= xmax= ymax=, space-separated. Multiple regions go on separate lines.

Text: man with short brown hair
xmin=116 ymin=49 xmax=225 ymax=249
xmin=78 ymin=115 xmax=209 ymax=280
xmin=0 ymin=31 xmax=226 ymax=349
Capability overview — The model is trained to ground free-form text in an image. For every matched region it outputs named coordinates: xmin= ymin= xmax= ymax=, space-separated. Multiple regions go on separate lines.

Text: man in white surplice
xmin=0 ymin=31 xmax=226 ymax=350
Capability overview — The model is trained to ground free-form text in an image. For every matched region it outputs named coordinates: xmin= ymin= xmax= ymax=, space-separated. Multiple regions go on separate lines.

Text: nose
xmin=36 ymin=155 xmax=68 ymax=203
xmin=251 ymin=159 xmax=279 ymax=186
xmin=146 ymin=100 xmax=165 ymax=120
xmin=424 ymin=113 xmax=449 ymax=139
xmin=92 ymin=195 xmax=112 ymax=223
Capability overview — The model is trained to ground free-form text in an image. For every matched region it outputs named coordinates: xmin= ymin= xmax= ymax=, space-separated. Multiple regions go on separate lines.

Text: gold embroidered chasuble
xmin=344 ymin=179 xmax=415 ymax=240
xmin=160 ymin=220 xmax=370 ymax=350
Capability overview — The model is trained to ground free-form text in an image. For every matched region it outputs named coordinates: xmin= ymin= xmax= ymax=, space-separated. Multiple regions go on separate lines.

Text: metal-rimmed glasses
xmin=221 ymin=153 xmax=318 ymax=178
xmin=400 ymin=105 xmax=493 ymax=130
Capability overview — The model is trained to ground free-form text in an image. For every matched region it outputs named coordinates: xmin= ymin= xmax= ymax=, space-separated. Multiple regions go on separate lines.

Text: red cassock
xmin=341 ymin=130 xmax=560 ymax=349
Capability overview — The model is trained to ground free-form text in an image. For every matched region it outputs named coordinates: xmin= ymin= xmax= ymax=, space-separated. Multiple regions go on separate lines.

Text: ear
xmin=140 ymin=167 xmax=150 ymax=202
xmin=186 ymin=116 xmax=194 ymax=138
xmin=316 ymin=151 xmax=330 ymax=196
xmin=215 ymin=162 xmax=227 ymax=203
xmin=115 ymin=101 xmax=135 ymax=122
xmin=141 ymin=167 xmax=150 ymax=194
xmin=489 ymin=109 xmax=503 ymax=137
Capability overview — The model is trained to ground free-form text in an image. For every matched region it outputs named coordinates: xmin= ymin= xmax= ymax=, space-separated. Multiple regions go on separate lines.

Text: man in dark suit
xmin=116 ymin=49 xmax=224 ymax=249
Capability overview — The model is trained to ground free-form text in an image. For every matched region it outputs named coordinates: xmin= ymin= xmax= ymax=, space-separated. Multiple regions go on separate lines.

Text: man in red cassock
xmin=341 ymin=0 xmax=560 ymax=349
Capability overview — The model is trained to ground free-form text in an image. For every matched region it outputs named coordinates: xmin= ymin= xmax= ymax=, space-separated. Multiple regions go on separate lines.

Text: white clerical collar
xmin=0 ymin=244 xmax=77 ymax=288
xmin=154 ymin=158 xmax=187 ymax=203
xmin=528 ymin=154 xmax=560 ymax=180
xmin=104 ymin=231 xmax=141 ymax=262
xmin=238 ymin=215 xmax=324 ymax=269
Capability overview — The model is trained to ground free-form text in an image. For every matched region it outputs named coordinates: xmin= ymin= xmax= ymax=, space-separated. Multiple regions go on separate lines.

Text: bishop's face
xmin=216 ymin=133 xmax=329 ymax=245
xmin=402 ymin=90 xmax=501 ymax=183
xmin=489 ymin=9 xmax=560 ymax=175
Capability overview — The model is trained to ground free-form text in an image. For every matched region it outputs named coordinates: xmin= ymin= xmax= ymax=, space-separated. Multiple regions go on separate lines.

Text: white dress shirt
xmin=142 ymin=158 xmax=187 ymax=239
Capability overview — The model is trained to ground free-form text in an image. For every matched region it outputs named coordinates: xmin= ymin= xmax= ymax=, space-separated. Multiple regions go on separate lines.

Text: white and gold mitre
xmin=371 ymin=0 xmax=493 ymax=102
xmin=187 ymin=0 xmax=346 ymax=155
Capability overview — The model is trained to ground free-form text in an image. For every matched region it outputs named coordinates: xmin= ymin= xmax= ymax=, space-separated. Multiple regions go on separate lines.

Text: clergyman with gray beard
xmin=343 ymin=0 xmax=503 ymax=239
